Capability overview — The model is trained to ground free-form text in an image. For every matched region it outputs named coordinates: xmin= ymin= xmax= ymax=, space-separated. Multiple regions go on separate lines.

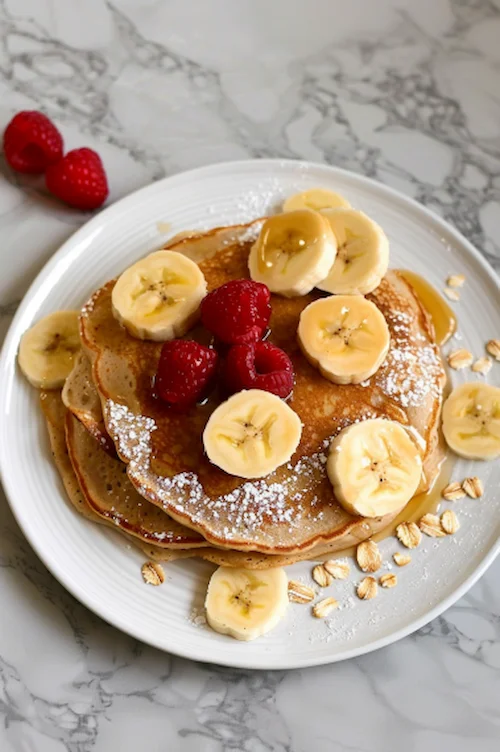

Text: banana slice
xmin=248 ymin=210 xmax=336 ymax=298
xmin=327 ymin=418 xmax=423 ymax=518
xmin=203 ymin=389 xmax=302 ymax=479
xmin=112 ymin=250 xmax=207 ymax=341
xmin=283 ymin=188 xmax=351 ymax=213
xmin=205 ymin=566 xmax=288 ymax=641
xmin=442 ymin=382 xmax=500 ymax=460
xmin=298 ymin=295 xmax=390 ymax=385
xmin=18 ymin=311 xmax=80 ymax=389
xmin=317 ymin=208 xmax=389 ymax=295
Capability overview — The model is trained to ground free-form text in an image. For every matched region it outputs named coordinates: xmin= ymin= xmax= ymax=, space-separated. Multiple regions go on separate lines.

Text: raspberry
xmin=3 ymin=110 xmax=63 ymax=174
xmin=45 ymin=147 xmax=109 ymax=210
xmin=155 ymin=340 xmax=218 ymax=410
xmin=200 ymin=280 xmax=271 ymax=345
xmin=223 ymin=341 xmax=294 ymax=399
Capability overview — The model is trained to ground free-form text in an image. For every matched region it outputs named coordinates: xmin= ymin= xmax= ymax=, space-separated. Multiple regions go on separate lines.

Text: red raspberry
xmin=3 ymin=110 xmax=63 ymax=174
xmin=200 ymin=280 xmax=271 ymax=345
xmin=45 ymin=147 xmax=109 ymax=210
xmin=223 ymin=341 xmax=294 ymax=399
xmin=155 ymin=340 xmax=218 ymax=410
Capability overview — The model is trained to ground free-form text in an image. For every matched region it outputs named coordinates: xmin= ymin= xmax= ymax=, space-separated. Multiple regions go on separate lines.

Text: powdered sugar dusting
xmin=234 ymin=220 xmax=264 ymax=244
xmin=80 ymin=288 xmax=101 ymax=318
xmin=233 ymin=178 xmax=286 ymax=221
xmin=201 ymin=177 xmax=301 ymax=226
xmin=376 ymin=309 xmax=443 ymax=408
xmin=106 ymin=399 xmax=329 ymax=545
xmin=105 ymin=405 xmax=189 ymax=543
xmin=107 ymin=401 xmax=156 ymax=465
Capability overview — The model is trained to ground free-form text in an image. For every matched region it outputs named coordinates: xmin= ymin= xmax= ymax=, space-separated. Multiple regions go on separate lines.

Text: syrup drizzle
xmin=399 ymin=270 xmax=457 ymax=346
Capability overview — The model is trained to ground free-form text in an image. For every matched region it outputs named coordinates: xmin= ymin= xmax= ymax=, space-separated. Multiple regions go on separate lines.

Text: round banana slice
xmin=328 ymin=418 xmax=423 ymax=518
xmin=205 ymin=566 xmax=289 ymax=641
xmin=442 ymin=382 xmax=500 ymax=460
xmin=248 ymin=210 xmax=336 ymax=298
xmin=283 ymin=188 xmax=351 ymax=213
xmin=203 ymin=389 xmax=302 ymax=479
xmin=18 ymin=310 xmax=80 ymax=389
xmin=298 ymin=295 xmax=390 ymax=385
xmin=112 ymin=250 xmax=207 ymax=341
xmin=317 ymin=208 xmax=389 ymax=295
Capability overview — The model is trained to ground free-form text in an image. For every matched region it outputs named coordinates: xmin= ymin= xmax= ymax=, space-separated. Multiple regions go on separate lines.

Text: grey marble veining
xmin=0 ymin=1 xmax=499 ymax=750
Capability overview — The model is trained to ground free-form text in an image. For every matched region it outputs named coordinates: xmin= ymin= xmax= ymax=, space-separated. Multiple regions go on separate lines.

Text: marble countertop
xmin=0 ymin=0 xmax=499 ymax=749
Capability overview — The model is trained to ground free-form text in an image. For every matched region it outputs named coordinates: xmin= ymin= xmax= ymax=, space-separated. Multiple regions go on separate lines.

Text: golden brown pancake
xmin=62 ymin=351 xmax=115 ymax=455
xmin=40 ymin=389 xmax=182 ymax=561
xmin=64 ymin=354 xmax=413 ymax=559
xmin=43 ymin=389 xmax=367 ymax=568
xmin=65 ymin=410 xmax=206 ymax=548
xmin=63 ymin=356 xmax=397 ymax=560
xmin=80 ymin=223 xmax=446 ymax=555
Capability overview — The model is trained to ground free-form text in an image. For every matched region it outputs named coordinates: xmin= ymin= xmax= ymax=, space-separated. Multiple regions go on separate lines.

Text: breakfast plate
xmin=0 ymin=159 xmax=499 ymax=669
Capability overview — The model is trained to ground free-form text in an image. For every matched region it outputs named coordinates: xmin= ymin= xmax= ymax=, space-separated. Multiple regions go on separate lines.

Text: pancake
xmin=81 ymin=222 xmax=446 ymax=555
xmin=65 ymin=353 xmax=410 ymax=559
xmin=64 ymin=352 xmax=399 ymax=554
xmin=40 ymin=389 xmax=184 ymax=561
xmin=43 ymin=390 xmax=363 ymax=568
xmin=62 ymin=351 xmax=116 ymax=455
xmin=65 ymin=410 xmax=206 ymax=548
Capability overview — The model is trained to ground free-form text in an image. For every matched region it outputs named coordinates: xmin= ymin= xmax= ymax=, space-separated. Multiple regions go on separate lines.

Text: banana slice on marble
xmin=283 ymin=188 xmax=351 ymax=213
xmin=18 ymin=310 xmax=80 ymax=389
xmin=327 ymin=418 xmax=423 ymax=518
xmin=442 ymin=382 xmax=500 ymax=460
xmin=111 ymin=250 xmax=207 ymax=341
xmin=317 ymin=208 xmax=389 ymax=295
xmin=298 ymin=295 xmax=390 ymax=385
xmin=205 ymin=566 xmax=289 ymax=641
xmin=203 ymin=389 xmax=302 ymax=478
xmin=248 ymin=210 xmax=336 ymax=297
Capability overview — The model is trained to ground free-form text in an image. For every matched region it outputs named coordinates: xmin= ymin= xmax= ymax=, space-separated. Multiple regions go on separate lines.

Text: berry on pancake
xmin=200 ymin=279 xmax=271 ymax=345
xmin=223 ymin=341 xmax=294 ymax=399
xmin=156 ymin=340 xmax=218 ymax=410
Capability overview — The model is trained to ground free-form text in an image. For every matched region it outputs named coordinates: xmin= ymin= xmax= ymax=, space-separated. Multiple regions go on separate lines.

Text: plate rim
xmin=1 ymin=158 xmax=499 ymax=669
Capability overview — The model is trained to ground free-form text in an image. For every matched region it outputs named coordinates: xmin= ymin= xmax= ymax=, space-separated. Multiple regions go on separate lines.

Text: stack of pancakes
xmin=41 ymin=222 xmax=446 ymax=569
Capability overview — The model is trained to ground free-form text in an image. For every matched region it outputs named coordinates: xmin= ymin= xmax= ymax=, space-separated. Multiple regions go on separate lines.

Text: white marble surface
xmin=0 ymin=0 xmax=499 ymax=749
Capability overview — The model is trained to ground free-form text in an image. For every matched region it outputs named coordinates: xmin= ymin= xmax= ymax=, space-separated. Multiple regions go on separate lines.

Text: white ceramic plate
xmin=1 ymin=160 xmax=499 ymax=669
